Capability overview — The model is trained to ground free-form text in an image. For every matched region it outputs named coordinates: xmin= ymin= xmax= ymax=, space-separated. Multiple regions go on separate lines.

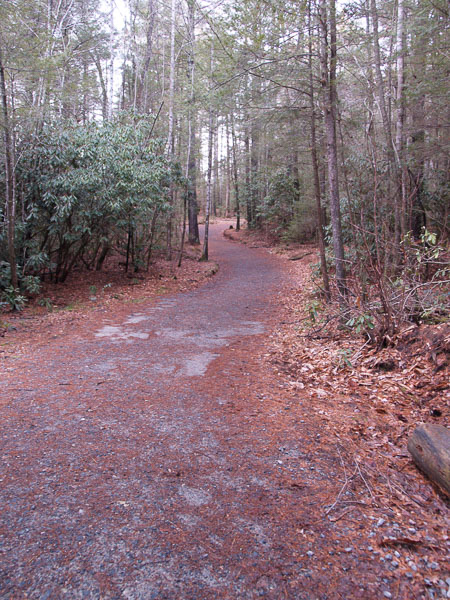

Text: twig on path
xmin=328 ymin=507 xmax=354 ymax=522
xmin=324 ymin=466 xmax=358 ymax=516
xmin=355 ymin=459 xmax=377 ymax=506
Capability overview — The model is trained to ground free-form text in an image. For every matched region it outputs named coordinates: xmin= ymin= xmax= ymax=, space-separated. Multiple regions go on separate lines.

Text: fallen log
xmin=407 ymin=423 xmax=450 ymax=495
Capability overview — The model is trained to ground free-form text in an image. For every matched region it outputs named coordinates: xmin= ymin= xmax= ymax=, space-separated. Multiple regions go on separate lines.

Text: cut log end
xmin=408 ymin=423 xmax=450 ymax=496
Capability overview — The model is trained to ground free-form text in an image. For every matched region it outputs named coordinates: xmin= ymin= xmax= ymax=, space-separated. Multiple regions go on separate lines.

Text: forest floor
xmin=0 ymin=220 xmax=448 ymax=600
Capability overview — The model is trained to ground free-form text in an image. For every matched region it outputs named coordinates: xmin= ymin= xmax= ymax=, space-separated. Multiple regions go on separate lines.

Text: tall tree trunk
xmin=92 ymin=59 xmax=108 ymax=122
xmin=244 ymin=122 xmax=251 ymax=225
xmin=230 ymin=111 xmax=241 ymax=231
xmin=202 ymin=107 xmax=214 ymax=261
xmin=137 ymin=0 xmax=156 ymax=113
xmin=166 ymin=0 xmax=177 ymax=259
xmin=187 ymin=0 xmax=199 ymax=244
xmin=395 ymin=0 xmax=406 ymax=244
xmin=370 ymin=0 xmax=394 ymax=164
xmin=225 ymin=115 xmax=231 ymax=218
xmin=213 ymin=116 xmax=219 ymax=216
xmin=408 ymin=7 xmax=427 ymax=239
xmin=319 ymin=0 xmax=346 ymax=298
xmin=0 ymin=46 xmax=18 ymax=289
xmin=202 ymin=44 xmax=214 ymax=261
xmin=167 ymin=0 xmax=176 ymax=153
xmin=250 ymin=79 xmax=260 ymax=228
xmin=309 ymin=1 xmax=330 ymax=301
xmin=107 ymin=0 xmax=115 ymax=118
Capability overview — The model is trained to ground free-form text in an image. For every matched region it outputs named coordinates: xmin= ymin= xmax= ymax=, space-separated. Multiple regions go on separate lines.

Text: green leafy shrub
xmin=21 ymin=276 xmax=41 ymax=296
xmin=1 ymin=286 xmax=27 ymax=311
xmin=37 ymin=297 xmax=53 ymax=311
xmin=15 ymin=113 xmax=180 ymax=283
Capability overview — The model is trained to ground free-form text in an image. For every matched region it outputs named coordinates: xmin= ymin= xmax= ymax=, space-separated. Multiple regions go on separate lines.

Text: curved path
xmin=1 ymin=225 xmax=389 ymax=599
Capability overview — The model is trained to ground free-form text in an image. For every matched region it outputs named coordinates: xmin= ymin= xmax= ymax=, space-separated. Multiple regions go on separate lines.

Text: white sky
xmin=100 ymin=0 xmax=127 ymax=31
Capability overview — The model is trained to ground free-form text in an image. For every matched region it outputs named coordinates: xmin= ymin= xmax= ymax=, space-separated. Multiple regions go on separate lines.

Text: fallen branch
xmin=288 ymin=252 xmax=315 ymax=261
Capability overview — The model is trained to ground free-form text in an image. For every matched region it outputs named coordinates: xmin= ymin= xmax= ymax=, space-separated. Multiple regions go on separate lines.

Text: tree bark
xmin=250 ymin=77 xmax=260 ymax=228
xmin=395 ymin=0 xmax=406 ymax=248
xmin=213 ymin=116 xmax=219 ymax=217
xmin=370 ymin=0 xmax=394 ymax=162
xmin=0 ymin=45 xmax=18 ymax=289
xmin=137 ymin=0 xmax=156 ymax=113
xmin=202 ymin=44 xmax=214 ymax=261
xmin=319 ymin=0 xmax=346 ymax=298
xmin=187 ymin=0 xmax=199 ymax=244
xmin=408 ymin=424 xmax=450 ymax=495
xmin=166 ymin=0 xmax=177 ymax=259
xmin=308 ymin=1 xmax=330 ymax=301
xmin=230 ymin=111 xmax=241 ymax=231
xmin=244 ymin=121 xmax=251 ymax=226
xmin=108 ymin=0 xmax=114 ymax=119
xmin=225 ymin=115 xmax=231 ymax=218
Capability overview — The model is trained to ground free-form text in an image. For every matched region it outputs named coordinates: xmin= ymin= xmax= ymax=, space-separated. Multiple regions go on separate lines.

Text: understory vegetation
xmin=0 ymin=0 xmax=448 ymax=346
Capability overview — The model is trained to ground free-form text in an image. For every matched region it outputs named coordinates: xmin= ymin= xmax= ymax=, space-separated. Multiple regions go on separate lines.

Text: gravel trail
xmin=0 ymin=225 xmax=399 ymax=599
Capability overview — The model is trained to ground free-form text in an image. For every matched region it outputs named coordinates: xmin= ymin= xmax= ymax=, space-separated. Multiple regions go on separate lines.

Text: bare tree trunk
xmin=202 ymin=44 xmax=214 ymax=261
xmin=137 ymin=0 xmax=156 ymax=113
xmin=319 ymin=0 xmax=346 ymax=298
xmin=364 ymin=1 xmax=375 ymax=132
xmin=108 ymin=0 xmax=115 ymax=119
xmin=202 ymin=108 xmax=214 ymax=261
xmin=250 ymin=81 xmax=259 ymax=228
xmin=225 ymin=115 xmax=231 ymax=218
xmin=230 ymin=111 xmax=241 ymax=231
xmin=167 ymin=0 xmax=176 ymax=153
xmin=187 ymin=0 xmax=199 ymax=244
xmin=129 ymin=1 xmax=138 ymax=112
xmin=213 ymin=117 xmax=219 ymax=216
xmin=370 ymin=0 xmax=394 ymax=162
xmin=309 ymin=1 xmax=330 ymax=301
xmin=166 ymin=0 xmax=177 ymax=259
xmin=395 ymin=0 xmax=406 ymax=245
xmin=244 ymin=122 xmax=251 ymax=226
xmin=0 ymin=46 xmax=18 ymax=289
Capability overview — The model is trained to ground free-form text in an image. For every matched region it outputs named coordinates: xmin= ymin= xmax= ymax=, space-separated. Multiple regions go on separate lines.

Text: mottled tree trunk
xmin=225 ymin=115 xmax=231 ymax=218
xmin=309 ymin=1 xmax=330 ymax=301
xmin=370 ymin=0 xmax=394 ymax=168
xmin=0 ymin=46 xmax=17 ymax=289
xmin=166 ymin=0 xmax=177 ymax=259
xmin=244 ymin=123 xmax=251 ymax=226
xmin=319 ymin=0 xmax=346 ymax=299
xmin=187 ymin=0 xmax=199 ymax=244
xmin=202 ymin=44 xmax=214 ymax=261
xmin=108 ymin=0 xmax=114 ymax=119
xmin=137 ymin=0 xmax=156 ymax=113
xmin=395 ymin=0 xmax=406 ymax=247
xmin=213 ymin=117 xmax=219 ymax=217
xmin=231 ymin=112 xmax=241 ymax=231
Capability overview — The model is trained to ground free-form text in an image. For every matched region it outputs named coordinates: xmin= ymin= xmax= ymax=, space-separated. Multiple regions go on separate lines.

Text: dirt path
xmin=0 ymin=225 xmax=436 ymax=599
